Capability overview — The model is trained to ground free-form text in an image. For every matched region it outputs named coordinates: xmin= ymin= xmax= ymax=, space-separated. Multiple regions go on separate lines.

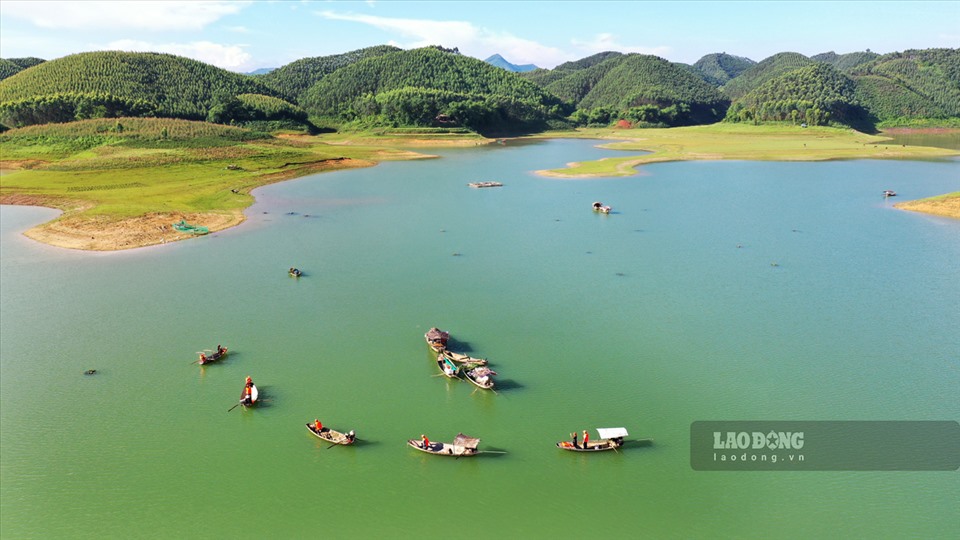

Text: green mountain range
xmin=1 ymin=46 xmax=957 ymax=134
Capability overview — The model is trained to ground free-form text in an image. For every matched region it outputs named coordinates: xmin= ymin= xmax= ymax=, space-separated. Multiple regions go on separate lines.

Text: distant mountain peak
xmin=484 ymin=53 xmax=539 ymax=72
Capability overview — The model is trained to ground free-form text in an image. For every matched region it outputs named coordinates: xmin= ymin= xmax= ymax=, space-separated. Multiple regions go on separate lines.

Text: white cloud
xmin=0 ymin=1 xmax=249 ymax=31
xmin=571 ymin=33 xmax=672 ymax=59
xmin=316 ymin=10 xmax=568 ymax=68
xmin=103 ymin=39 xmax=252 ymax=70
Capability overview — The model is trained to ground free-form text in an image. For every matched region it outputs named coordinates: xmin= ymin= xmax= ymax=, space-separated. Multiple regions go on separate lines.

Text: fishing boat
xmin=239 ymin=383 xmax=259 ymax=407
xmin=437 ymin=354 xmax=461 ymax=378
xmin=468 ymin=181 xmax=503 ymax=188
xmin=407 ymin=433 xmax=480 ymax=457
xmin=439 ymin=348 xmax=488 ymax=366
xmin=883 ymin=190 xmax=897 ymax=197
xmin=592 ymin=201 xmax=612 ymax=214
xmin=305 ymin=423 xmax=356 ymax=445
xmin=289 ymin=267 xmax=302 ymax=277
xmin=198 ymin=346 xmax=228 ymax=365
xmin=556 ymin=427 xmax=628 ymax=452
xmin=464 ymin=365 xmax=497 ymax=390
xmin=425 ymin=327 xmax=450 ymax=352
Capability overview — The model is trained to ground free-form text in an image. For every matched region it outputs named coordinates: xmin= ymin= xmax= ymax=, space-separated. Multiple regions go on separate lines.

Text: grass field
xmin=1 ymin=119 xmax=957 ymax=250
xmin=531 ymin=124 xmax=960 ymax=177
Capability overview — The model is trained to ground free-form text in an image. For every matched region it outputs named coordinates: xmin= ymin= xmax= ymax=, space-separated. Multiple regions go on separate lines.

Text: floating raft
xmin=172 ymin=220 xmax=209 ymax=235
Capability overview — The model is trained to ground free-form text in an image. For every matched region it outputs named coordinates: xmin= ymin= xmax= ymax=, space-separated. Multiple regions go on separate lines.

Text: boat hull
xmin=406 ymin=439 xmax=477 ymax=457
xmin=306 ymin=424 xmax=355 ymax=445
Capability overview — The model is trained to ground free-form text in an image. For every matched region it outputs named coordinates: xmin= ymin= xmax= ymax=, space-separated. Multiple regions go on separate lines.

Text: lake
xmin=1 ymin=138 xmax=958 ymax=539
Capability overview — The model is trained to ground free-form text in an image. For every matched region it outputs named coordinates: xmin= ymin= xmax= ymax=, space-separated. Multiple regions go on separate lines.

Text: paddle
xmin=227 ymin=402 xmax=240 ymax=412
xmin=326 ymin=442 xmax=337 ymax=449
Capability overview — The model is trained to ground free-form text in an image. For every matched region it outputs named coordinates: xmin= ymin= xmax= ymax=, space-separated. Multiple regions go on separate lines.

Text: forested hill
xmin=526 ymin=53 xmax=730 ymax=126
xmin=0 ymin=51 xmax=281 ymax=122
xmin=298 ymin=47 xmax=567 ymax=134
xmin=258 ymin=45 xmax=401 ymax=103
xmin=722 ymin=48 xmax=960 ymax=127
xmin=0 ymin=57 xmax=46 ymax=81
xmin=0 ymin=46 xmax=957 ymax=134
xmin=692 ymin=53 xmax=756 ymax=86
xmin=811 ymin=51 xmax=880 ymax=72
xmin=848 ymin=48 xmax=960 ymax=124
xmin=720 ymin=52 xmax=814 ymax=100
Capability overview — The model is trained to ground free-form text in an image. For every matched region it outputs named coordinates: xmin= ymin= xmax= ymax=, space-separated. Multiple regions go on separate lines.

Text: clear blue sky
xmin=1 ymin=1 xmax=957 ymax=72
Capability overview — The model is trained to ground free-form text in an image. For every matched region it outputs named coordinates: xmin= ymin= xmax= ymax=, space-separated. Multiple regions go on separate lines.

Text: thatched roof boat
xmin=425 ymin=327 xmax=449 ymax=352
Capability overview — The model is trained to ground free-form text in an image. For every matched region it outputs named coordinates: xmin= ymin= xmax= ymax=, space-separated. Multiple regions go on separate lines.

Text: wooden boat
xmin=407 ymin=433 xmax=480 ymax=457
xmin=468 ymin=181 xmax=503 ymax=188
xmin=425 ymin=327 xmax=449 ymax=352
xmin=592 ymin=201 xmax=612 ymax=214
xmin=305 ymin=423 xmax=356 ymax=445
xmin=239 ymin=383 xmax=259 ymax=407
xmin=464 ymin=365 xmax=497 ymax=390
xmin=289 ymin=267 xmax=302 ymax=277
xmin=883 ymin=190 xmax=897 ymax=197
xmin=556 ymin=427 xmax=628 ymax=452
xmin=198 ymin=346 xmax=228 ymax=365
xmin=439 ymin=348 xmax=488 ymax=366
xmin=437 ymin=354 xmax=461 ymax=378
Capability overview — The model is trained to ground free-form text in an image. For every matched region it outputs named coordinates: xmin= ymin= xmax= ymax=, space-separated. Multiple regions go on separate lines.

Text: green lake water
xmin=1 ymin=138 xmax=959 ymax=539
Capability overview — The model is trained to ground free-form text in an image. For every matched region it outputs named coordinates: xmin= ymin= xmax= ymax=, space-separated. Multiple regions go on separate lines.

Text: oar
xmin=227 ymin=402 xmax=240 ymax=412
xmin=326 ymin=442 xmax=337 ymax=449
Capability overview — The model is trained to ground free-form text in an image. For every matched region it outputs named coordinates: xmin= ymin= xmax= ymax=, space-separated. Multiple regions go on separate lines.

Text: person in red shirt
xmin=421 ymin=434 xmax=430 ymax=450
xmin=314 ymin=419 xmax=324 ymax=432
xmin=582 ymin=430 xmax=590 ymax=450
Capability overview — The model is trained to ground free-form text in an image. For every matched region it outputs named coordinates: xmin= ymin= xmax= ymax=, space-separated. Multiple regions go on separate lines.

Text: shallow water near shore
xmin=2 ymin=138 xmax=959 ymax=539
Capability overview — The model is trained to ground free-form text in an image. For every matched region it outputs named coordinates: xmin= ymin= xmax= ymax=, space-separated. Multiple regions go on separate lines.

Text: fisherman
xmin=314 ymin=419 xmax=324 ymax=433
xmin=346 ymin=430 xmax=356 ymax=443
xmin=245 ymin=376 xmax=253 ymax=387
xmin=242 ymin=385 xmax=253 ymax=405
xmin=571 ymin=431 xmax=579 ymax=449
xmin=217 ymin=344 xmax=224 ymax=355
xmin=199 ymin=352 xmax=207 ymax=363
xmin=421 ymin=434 xmax=430 ymax=450
xmin=582 ymin=430 xmax=590 ymax=450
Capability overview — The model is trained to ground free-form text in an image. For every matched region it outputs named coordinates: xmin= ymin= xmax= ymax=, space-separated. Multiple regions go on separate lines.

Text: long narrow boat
xmin=198 ymin=346 xmax=228 ymax=365
xmin=440 ymin=348 xmax=488 ymax=366
xmin=436 ymin=354 xmax=461 ymax=378
xmin=239 ymin=384 xmax=259 ymax=408
xmin=305 ymin=423 xmax=356 ymax=445
xmin=407 ymin=433 xmax=480 ymax=457
xmin=556 ymin=427 xmax=628 ymax=452
xmin=464 ymin=365 xmax=497 ymax=390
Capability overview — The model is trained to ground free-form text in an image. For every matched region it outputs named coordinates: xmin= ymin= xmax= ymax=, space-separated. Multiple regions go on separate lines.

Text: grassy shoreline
xmin=2 ymin=122 xmax=958 ymax=251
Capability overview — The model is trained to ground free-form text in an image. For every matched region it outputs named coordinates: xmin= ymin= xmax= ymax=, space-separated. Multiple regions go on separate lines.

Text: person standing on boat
xmin=421 ymin=434 xmax=430 ymax=450
xmin=582 ymin=430 xmax=590 ymax=450
xmin=314 ymin=419 xmax=324 ymax=433
xmin=245 ymin=376 xmax=252 ymax=387
xmin=571 ymin=432 xmax=579 ymax=449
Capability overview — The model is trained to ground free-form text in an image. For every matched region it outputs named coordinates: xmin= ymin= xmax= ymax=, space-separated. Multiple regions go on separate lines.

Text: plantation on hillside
xmin=0 ymin=51 xmax=283 ymax=126
xmin=721 ymin=52 xmax=814 ymax=100
xmin=257 ymin=45 xmax=401 ymax=103
xmin=725 ymin=63 xmax=866 ymax=126
xmin=692 ymin=53 xmax=756 ymax=87
xmin=568 ymin=54 xmax=730 ymax=126
xmin=811 ymin=51 xmax=881 ymax=72
xmin=299 ymin=47 xmax=567 ymax=134
xmin=849 ymin=48 xmax=960 ymax=125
